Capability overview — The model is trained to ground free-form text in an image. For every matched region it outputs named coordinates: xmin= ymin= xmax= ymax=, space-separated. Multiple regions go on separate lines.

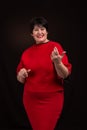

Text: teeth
xmin=38 ymin=36 xmax=42 ymax=38
xmin=37 ymin=35 xmax=43 ymax=38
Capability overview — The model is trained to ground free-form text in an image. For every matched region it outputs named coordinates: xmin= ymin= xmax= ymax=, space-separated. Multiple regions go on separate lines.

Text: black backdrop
xmin=0 ymin=2 xmax=87 ymax=130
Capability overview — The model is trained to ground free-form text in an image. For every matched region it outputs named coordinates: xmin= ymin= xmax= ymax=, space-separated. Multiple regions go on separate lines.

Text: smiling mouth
xmin=37 ymin=35 xmax=44 ymax=38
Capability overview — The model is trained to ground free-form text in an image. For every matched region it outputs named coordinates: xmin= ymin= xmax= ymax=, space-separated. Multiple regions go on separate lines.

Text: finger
xmin=51 ymin=51 xmax=54 ymax=56
xmin=23 ymin=70 xmax=30 ymax=78
xmin=27 ymin=69 xmax=31 ymax=73
xmin=24 ymin=72 xmax=28 ymax=77
xmin=61 ymin=51 xmax=66 ymax=58
xmin=54 ymin=47 xmax=59 ymax=55
xmin=22 ymin=73 xmax=27 ymax=78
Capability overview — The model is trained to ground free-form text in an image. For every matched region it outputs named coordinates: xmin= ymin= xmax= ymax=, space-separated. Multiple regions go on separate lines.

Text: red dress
xmin=17 ymin=41 xmax=72 ymax=130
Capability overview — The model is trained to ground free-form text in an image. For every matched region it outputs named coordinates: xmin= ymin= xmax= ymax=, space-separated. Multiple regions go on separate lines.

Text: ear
xmin=47 ymin=31 xmax=48 ymax=34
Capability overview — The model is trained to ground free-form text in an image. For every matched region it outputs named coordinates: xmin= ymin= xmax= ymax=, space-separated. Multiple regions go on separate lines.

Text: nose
xmin=38 ymin=29 xmax=42 ymax=34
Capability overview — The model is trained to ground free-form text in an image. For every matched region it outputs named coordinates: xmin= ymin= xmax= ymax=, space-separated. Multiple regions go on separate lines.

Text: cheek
xmin=45 ymin=31 xmax=48 ymax=35
xmin=31 ymin=34 xmax=37 ymax=39
xmin=45 ymin=33 xmax=48 ymax=38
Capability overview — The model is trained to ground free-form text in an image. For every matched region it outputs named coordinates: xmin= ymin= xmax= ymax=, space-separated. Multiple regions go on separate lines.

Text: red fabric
xmin=16 ymin=41 xmax=72 ymax=92
xmin=16 ymin=41 xmax=72 ymax=130
xmin=23 ymin=91 xmax=64 ymax=130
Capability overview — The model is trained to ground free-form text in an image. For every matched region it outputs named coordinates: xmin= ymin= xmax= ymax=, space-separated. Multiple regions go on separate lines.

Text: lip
xmin=37 ymin=36 xmax=44 ymax=38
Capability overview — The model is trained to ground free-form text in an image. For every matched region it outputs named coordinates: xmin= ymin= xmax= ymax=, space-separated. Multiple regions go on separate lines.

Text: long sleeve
xmin=16 ymin=41 xmax=72 ymax=92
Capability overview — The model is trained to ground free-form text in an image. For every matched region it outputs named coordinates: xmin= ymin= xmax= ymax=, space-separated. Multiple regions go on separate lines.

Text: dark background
xmin=0 ymin=1 xmax=87 ymax=130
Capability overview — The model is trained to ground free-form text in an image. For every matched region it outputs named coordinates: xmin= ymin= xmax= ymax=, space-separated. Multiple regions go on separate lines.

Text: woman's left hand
xmin=51 ymin=47 xmax=66 ymax=64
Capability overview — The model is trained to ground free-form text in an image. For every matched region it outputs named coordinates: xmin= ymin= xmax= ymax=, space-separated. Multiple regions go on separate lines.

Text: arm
xmin=51 ymin=47 xmax=70 ymax=79
xmin=53 ymin=61 xmax=69 ymax=79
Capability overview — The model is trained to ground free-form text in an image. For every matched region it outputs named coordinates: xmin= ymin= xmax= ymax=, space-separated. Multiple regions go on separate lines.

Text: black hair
xmin=29 ymin=17 xmax=48 ymax=33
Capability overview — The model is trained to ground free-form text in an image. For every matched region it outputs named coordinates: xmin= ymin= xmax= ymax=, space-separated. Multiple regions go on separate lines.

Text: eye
xmin=41 ymin=27 xmax=46 ymax=31
xmin=41 ymin=28 xmax=45 ymax=30
xmin=33 ymin=28 xmax=39 ymax=31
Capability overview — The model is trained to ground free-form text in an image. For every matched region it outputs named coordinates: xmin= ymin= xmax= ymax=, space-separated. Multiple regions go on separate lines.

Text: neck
xmin=36 ymin=39 xmax=49 ymax=44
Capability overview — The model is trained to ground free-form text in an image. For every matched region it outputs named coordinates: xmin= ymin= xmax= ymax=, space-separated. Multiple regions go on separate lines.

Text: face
xmin=31 ymin=25 xmax=48 ymax=44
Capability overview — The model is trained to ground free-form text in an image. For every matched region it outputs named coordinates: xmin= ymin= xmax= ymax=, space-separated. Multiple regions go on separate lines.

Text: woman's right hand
xmin=17 ymin=68 xmax=31 ymax=83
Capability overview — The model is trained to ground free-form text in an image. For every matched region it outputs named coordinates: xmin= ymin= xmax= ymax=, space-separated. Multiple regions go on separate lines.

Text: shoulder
xmin=21 ymin=44 xmax=35 ymax=58
xmin=49 ymin=40 xmax=61 ymax=46
xmin=49 ymin=40 xmax=64 ymax=50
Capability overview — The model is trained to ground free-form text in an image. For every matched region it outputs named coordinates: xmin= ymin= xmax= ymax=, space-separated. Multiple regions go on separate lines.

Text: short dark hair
xmin=29 ymin=17 xmax=48 ymax=33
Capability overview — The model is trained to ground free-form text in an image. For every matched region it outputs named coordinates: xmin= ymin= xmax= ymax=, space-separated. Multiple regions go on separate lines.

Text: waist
xmin=24 ymin=82 xmax=64 ymax=93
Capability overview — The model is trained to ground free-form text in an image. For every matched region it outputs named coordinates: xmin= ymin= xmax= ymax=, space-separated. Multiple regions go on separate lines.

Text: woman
xmin=16 ymin=17 xmax=72 ymax=130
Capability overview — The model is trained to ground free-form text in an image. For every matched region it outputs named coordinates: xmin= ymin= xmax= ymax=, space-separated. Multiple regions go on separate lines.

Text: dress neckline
xmin=34 ymin=40 xmax=50 ymax=46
